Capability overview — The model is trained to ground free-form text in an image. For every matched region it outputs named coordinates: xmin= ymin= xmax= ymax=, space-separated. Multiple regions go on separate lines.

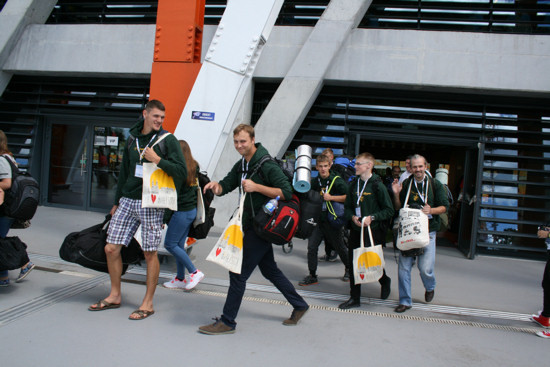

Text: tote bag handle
xmin=359 ymin=217 xmax=376 ymax=249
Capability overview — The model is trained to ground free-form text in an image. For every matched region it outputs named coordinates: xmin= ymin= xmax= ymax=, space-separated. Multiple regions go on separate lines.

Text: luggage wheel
xmin=282 ymin=241 xmax=293 ymax=254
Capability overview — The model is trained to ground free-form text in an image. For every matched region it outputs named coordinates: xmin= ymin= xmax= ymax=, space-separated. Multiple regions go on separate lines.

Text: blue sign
xmin=191 ymin=111 xmax=215 ymax=121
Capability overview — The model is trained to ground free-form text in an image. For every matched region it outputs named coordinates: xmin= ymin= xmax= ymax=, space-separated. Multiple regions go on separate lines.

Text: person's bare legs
xmin=128 ymin=250 xmax=159 ymax=319
xmin=89 ymin=243 xmax=123 ymax=309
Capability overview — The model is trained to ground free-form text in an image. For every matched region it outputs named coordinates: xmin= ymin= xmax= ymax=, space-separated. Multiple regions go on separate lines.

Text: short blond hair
xmin=356 ymin=152 xmax=374 ymax=164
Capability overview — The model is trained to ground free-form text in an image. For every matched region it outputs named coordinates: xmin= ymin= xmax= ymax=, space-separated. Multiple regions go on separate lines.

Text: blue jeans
xmin=221 ymin=229 xmax=308 ymax=328
xmin=0 ymin=216 xmax=14 ymax=278
xmin=164 ymin=208 xmax=197 ymax=279
xmin=397 ymin=231 xmax=436 ymax=306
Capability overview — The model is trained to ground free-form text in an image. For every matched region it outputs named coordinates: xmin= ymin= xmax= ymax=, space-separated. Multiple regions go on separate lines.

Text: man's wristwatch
xmin=371 ymin=215 xmax=375 ymax=221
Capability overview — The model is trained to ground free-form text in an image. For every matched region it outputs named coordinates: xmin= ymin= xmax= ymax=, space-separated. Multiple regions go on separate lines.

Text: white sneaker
xmin=185 ymin=270 xmax=204 ymax=290
xmin=163 ymin=276 xmax=187 ymax=289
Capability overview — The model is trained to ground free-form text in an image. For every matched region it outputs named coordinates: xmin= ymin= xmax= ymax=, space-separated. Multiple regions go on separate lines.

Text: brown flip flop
xmin=128 ymin=309 xmax=155 ymax=320
xmin=88 ymin=299 xmax=121 ymax=311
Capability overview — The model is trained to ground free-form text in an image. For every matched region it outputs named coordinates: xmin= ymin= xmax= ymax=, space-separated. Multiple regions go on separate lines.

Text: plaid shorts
xmin=106 ymin=197 xmax=164 ymax=252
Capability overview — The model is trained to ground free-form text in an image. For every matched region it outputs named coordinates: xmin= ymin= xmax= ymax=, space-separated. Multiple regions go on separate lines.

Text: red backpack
xmin=253 ymin=193 xmax=300 ymax=245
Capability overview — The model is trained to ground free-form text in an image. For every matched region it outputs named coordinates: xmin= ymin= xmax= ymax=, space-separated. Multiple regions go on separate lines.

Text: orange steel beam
xmin=149 ymin=0 xmax=205 ymax=133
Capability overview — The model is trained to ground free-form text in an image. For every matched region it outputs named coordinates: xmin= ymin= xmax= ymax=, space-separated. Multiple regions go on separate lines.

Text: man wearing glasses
xmin=339 ymin=152 xmax=394 ymax=309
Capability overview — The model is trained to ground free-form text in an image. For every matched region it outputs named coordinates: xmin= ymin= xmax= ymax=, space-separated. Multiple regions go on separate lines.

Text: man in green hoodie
xmin=88 ymin=100 xmax=186 ymax=320
xmin=339 ymin=152 xmax=394 ymax=310
xmin=199 ymin=124 xmax=309 ymax=335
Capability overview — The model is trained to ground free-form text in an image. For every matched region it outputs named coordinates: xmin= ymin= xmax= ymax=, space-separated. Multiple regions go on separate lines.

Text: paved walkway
xmin=0 ymin=206 xmax=547 ymax=366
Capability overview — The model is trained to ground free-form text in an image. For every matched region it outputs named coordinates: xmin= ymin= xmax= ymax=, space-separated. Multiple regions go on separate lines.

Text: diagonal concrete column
xmin=254 ymin=0 xmax=372 ymax=157
xmin=209 ymin=0 xmax=372 ymax=223
xmin=0 ymin=0 xmax=57 ymax=96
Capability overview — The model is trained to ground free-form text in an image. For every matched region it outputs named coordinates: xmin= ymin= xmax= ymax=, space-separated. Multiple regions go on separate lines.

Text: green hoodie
xmin=218 ymin=143 xmax=293 ymax=231
xmin=115 ymin=120 xmax=186 ymax=205
xmin=344 ymin=172 xmax=394 ymax=233
xmin=311 ymin=171 xmax=348 ymax=223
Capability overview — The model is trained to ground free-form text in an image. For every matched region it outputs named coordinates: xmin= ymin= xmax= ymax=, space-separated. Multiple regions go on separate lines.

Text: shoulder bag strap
xmin=402 ymin=179 xmax=414 ymax=209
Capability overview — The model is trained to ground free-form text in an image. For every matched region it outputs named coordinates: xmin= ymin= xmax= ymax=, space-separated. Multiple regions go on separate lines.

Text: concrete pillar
xmin=254 ymin=0 xmax=372 ymax=157
xmin=210 ymin=0 xmax=372 ymax=223
xmin=0 ymin=0 xmax=57 ymax=95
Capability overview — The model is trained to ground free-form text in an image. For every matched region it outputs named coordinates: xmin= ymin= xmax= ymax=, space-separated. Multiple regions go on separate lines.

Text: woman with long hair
xmin=162 ymin=140 xmax=204 ymax=290
xmin=0 ymin=130 xmax=34 ymax=286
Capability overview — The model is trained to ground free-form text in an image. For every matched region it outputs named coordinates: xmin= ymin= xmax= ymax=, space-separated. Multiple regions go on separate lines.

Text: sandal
xmin=129 ymin=309 xmax=155 ymax=320
xmin=88 ymin=299 xmax=121 ymax=311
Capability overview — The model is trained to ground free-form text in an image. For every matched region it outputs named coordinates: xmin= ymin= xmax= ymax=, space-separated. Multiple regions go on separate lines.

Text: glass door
xmin=45 ymin=118 xmax=132 ymax=211
xmin=46 ymin=122 xmax=90 ymax=208
xmin=90 ymin=126 xmax=130 ymax=209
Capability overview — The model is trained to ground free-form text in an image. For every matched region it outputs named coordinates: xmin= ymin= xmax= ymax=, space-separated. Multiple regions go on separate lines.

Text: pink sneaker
xmin=185 ymin=270 xmax=204 ymax=290
xmin=163 ymin=276 xmax=187 ymax=289
xmin=531 ymin=314 xmax=550 ymax=328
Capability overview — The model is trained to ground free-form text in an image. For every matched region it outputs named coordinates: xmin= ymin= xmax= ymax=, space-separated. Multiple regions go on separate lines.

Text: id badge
xmin=355 ymin=207 xmax=361 ymax=217
xmin=135 ymin=164 xmax=143 ymax=178
xmin=322 ymin=202 xmax=327 ymax=211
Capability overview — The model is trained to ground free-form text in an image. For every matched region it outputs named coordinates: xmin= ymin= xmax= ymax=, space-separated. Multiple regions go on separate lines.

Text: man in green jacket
xmin=88 ymin=100 xmax=186 ymax=320
xmin=339 ymin=152 xmax=394 ymax=309
xmin=391 ymin=154 xmax=449 ymax=313
xmin=199 ymin=124 xmax=309 ymax=335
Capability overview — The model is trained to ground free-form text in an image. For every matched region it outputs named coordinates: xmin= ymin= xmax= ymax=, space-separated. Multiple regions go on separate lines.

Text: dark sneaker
xmin=299 ymin=275 xmax=318 ymax=286
xmin=425 ymin=289 xmax=435 ymax=303
xmin=198 ymin=318 xmax=235 ymax=335
xmin=342 ymin=268 xmax=350 ymax=282
xmin=318 ymin=254 xmax=330 ymax=262
xmin=394 ymin=304 xmax=412 ymax=313
xmin=328 ymin=251 xmax=338 ymax=262
xmin=283 ymin=306 xmax=309 ymax=326
xmin=380 ymin=275 xmax=391 ymax=299
xmin=338 ymin=298 xmax=360 ymax=309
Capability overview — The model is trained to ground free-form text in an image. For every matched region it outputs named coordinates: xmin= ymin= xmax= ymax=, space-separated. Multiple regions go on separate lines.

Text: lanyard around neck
xmin=136 ymin=134 xmax=157 ymax=163
xmin=356 ymin=175 xmax=370 ymax=206
xmin=414 ymin=178 xmax=428 ymax=204
xmin=240 ymin=158 xmax=249 ymax=195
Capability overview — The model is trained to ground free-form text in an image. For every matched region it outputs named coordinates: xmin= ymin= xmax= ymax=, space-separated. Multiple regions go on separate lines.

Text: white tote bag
xmin=141 ymin=133 xmax=178 ymax=211
xmin=206 ymin=194 xmax=246 ymax=274
xmin=396 ymin=180 xmax=430 ymax=251
xmin=352 ymin=218 xmax=385 ymax=284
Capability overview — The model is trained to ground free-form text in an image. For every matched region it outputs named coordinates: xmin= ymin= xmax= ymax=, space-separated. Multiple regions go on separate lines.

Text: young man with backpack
xmin=88 ymin=100 xmax=186 ymax=320
xmin=339 ymin=152 xmax=394 ymax=309
xmin=199 ymin=124 xmax=308 ymax=335
xmin=299 ymin=154 xmax=350 ymax=286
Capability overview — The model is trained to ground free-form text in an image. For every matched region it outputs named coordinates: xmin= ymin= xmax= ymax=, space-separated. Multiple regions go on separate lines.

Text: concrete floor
xmin=0 ymin=206 xmax=547 ymax=366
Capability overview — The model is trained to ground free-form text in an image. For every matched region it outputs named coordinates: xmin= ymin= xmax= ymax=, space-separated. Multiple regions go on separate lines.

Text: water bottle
xmin=263 ymin=195 xmax=280 ymax=214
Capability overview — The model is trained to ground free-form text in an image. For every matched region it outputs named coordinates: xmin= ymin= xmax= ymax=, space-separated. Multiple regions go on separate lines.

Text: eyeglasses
xmin=354 ymin=161 xmax=369 ymax=166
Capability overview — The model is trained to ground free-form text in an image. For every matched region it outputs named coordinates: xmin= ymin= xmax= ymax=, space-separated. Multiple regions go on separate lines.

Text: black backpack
xmin=0 ymin=236 xmax=30 ymax=271
xmin=294 ymin=190 xmax=323 ymax=239
xmin=188 ymin=171 xmax=216 ymax=239
xmin=2 ymin=155 xmax=40 ymax=220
